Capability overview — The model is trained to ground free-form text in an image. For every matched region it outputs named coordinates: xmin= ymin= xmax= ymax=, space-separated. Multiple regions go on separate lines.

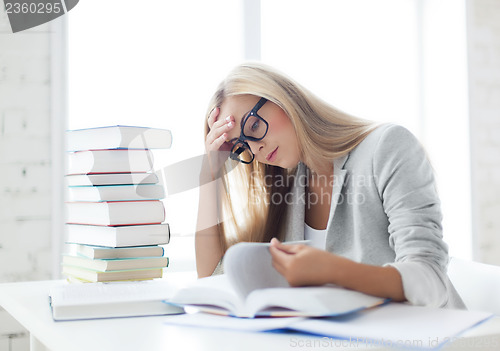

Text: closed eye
xmin=250 ymin=119 xmax=260 ymax=132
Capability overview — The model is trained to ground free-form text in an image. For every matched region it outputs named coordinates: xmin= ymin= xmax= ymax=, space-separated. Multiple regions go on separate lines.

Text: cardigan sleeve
xmin=372 ymin=125 xmax=465 ymax=308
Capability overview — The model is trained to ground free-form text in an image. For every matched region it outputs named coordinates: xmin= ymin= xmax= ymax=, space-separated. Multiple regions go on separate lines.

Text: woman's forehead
xmin=220 ymin=95 xmax=260 ymax=119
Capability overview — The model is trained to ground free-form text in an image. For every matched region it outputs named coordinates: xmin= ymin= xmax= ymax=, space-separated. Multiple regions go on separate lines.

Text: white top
xmin=304 ymin=222 xmax=327 ymax=250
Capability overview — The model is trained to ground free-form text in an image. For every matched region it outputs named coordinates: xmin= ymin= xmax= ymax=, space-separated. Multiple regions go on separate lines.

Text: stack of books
xmin=63 ymin=125 xmax=173 ymax=283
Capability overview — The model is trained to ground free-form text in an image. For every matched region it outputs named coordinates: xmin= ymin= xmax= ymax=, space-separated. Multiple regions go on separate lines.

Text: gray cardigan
xmin=214 ymin=124 xmax=465 ymax=309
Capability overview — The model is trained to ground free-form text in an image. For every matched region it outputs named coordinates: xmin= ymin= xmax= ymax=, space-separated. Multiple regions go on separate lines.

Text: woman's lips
xmin=266 ymin=147 xmax=278 ymax=162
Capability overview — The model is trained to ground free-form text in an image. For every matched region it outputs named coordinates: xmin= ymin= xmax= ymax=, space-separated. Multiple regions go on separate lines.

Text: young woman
xmin=195 ymin=62 xmax=465 ymax=308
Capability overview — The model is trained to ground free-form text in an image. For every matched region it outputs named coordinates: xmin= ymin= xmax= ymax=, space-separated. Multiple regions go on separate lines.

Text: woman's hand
xmin=269 ymin=238 xmax=406 ymax=301
xmin=204 ymin=107 xmax=236 ymax=180
xmin=269 ymin=238 xmax=344 ymax=287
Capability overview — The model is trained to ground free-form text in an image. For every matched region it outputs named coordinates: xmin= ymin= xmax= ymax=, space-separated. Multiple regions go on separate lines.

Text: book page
xmin=168 ymin=275 xmax=243 ymax=315
xmin=245 ymin=286 xmax=386 ymax=317
xmin=224 ymin=242 xmax=289 ymax=299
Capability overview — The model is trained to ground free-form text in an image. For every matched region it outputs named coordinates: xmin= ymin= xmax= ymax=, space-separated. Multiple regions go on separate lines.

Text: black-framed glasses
xmin=229 ymin=97 xmax=268 ymax=164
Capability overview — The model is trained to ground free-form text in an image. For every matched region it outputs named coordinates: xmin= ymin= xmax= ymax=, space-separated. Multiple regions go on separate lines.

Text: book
xmin=66 ymin=201 xmax=165 ymax=226
xmin=72 ymin=244 xmax=165 ymax=259
xmin=65 ymin=172 xmax=159 ymax=186
xmin=66 ymin=223 xmax=170 ymax=247
xmin=66 ymin=125 xmax=173 ymax=151
xmin=49 ymin=280 xmax=183 ymax=321
xmin=62 ymin=255 xmax=169 ymax=271
xmin=62 ymin=266 xmax=163 ymax=282
xmin=67 ymin=184 xmax=165 ymax=202
xmin=67 ymin=149 xmax=154 ymax=175
xmin=167 ymin=242 xmax=386 ymax=318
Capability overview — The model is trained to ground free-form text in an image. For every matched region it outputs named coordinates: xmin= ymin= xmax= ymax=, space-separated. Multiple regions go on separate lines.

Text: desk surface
xmin=1 ymin=275 xmax=499 ymax=351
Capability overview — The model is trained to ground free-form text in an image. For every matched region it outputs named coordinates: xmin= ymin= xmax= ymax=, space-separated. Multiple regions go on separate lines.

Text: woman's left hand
xmin=269 ymin=238 xmax=345 ymax=287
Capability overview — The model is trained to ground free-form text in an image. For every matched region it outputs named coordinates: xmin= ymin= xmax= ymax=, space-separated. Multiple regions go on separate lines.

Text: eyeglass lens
xmin=230 ymin=140 xmax=254 ymax=163
xmin=243 ymin=114 xmax=267 ymax=139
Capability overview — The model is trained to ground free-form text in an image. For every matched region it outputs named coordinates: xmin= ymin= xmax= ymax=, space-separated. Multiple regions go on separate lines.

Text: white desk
xmin=1 ymin=276 xmax=499 ymax=351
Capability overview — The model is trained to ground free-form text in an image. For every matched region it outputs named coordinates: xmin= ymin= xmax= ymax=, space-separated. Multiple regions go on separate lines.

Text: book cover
xmin=62 ymin=255 xmax=169 ymax=271
xmin=65 ymin=172 xmax=159 ymax=186
xmin=65 ymin=223 xmax=170 ymax=247
xmin=49 ymin=280 xmax=183 ymax=320
xmin=62 ymin=266 xmax=164 ymax=283
xmin=65 ymin=201 xmax=165 ymax=226
xmin=67 ymin=149 xmax=154 ymax=175
xmin=67 ymin=184 xmax=165 ymax=202
xmin=67 ymin=125 xmax=172 ymax=151
xmin=73 ymin=244 xmax=165 ymax=259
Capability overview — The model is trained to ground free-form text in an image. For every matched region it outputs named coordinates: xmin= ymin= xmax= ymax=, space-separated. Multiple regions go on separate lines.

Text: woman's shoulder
xmin=352 ymin=123 xmax=422 ymax=157
xmin=363 ymin=123 xmax=417 ymax=146
xmin=345 ymin=123 xmax=427 ymax=173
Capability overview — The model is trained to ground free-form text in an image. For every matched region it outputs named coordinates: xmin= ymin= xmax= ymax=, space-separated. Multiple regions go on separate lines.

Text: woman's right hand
xmin=204 ymin=107 xmax=236 ymax=180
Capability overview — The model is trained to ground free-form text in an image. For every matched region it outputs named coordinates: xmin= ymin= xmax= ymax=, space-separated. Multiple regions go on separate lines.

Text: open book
xmin=167 ymin=242 xmax=387 ymax=318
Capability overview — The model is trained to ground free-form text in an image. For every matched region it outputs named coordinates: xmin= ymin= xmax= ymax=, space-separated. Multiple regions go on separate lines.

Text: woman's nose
xmin=247 ymin=140 xmax=264 ymax=156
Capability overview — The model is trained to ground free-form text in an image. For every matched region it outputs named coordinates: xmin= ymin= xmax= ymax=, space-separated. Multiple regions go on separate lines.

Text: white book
xmin=65 ymin=201 xmax=165 ymax=226
xmin=167 ymin=242 xmax=386 ymax=318
xmin=67 ymin=125 xmax=172 ymax=151
xmin=73 ymin=244 xmax=165 ymax=259
xmin=66 ymin=223 xmax=170 ymax=247
xmin=67 ymin=149 xmax=154 ymax=175
xmin=65 ymin=173 xmax=159 ymax=186
xmin=67 ymin=184 xmax=165 ymax=202
xmin=49 ymin=281 xmax=183 ymax=321
xmin=62 ymin=255 xmax=169 ymax=271
xmin=62 ymin=266 xmax=163 ymax=283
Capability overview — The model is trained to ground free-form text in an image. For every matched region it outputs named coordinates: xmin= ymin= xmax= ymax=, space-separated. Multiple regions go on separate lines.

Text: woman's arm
xmin=195 ymin=177 xmax=223 ymax=278
xmin=195 ymin=107 xmax=235 ymax=277
xmin=269 ymin=239 xmax=405 ymax=301
xmin=269 ymin=125 xmax=462 ymax=307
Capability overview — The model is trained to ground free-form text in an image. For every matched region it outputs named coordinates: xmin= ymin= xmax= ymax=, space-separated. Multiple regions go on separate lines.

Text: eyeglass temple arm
xmin=252 ymin=97 xmax=268 ymax=113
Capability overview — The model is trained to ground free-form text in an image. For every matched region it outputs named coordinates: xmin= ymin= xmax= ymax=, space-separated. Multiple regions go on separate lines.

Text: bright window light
xmin=67 ymin=0 xmax=471 ymax=273
xmin=67 ymin=0 xmax=245 ymax=272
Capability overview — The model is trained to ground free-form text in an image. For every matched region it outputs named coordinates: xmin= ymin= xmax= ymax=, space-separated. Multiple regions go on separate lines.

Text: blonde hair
xmin=205 ymin=62 xmax=376 ymax=252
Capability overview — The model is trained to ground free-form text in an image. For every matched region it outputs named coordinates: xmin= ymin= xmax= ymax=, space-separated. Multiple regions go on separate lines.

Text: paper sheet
xmin=163 ymin=312 xmax=305 ymax=332
xmin=288 ymin=303 xmax=493 ymax=349
xmin=163 ymin=303 xmax=492 ymax=350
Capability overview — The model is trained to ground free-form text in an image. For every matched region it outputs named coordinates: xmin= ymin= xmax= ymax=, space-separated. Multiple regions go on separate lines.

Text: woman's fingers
xmin=270 ymin=237 xmax=281 ymax=246
xmin=282 ymin=244 xmax=304 ymax=254
xmin=207 ymin=107 xmax=220 ymax=129
xmin=211 ymin=132 xmax=228 ymax=151
xmin=269 ymin=246 xmax=288 ymax=272
xmin=203 ymin=109 xmax=237 ymax=180
xmin=270 ymin=238 xmax=302 ymax=254
xmin=206 ymin=115 xmax=235 ymax=148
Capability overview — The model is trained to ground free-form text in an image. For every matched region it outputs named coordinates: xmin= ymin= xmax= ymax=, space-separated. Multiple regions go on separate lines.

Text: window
xmin=66 ymin=0 xmax=471 ymax=273
xmin=67 ymin=0 xmax=246 ymax=271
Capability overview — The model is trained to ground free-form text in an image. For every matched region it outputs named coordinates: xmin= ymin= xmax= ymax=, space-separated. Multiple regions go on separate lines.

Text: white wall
xmin=0 ymin=1 xmax=52 ymax=348
xmin=467 ymin=0 xmax=500 ymax=265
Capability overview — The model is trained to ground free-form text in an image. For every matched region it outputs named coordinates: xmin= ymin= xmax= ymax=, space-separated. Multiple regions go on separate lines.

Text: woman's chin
xmin=280 ymin=160 xmax=300 ymax=169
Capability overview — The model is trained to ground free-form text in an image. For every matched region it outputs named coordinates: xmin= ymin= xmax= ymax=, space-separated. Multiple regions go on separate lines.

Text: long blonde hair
xmin=205 ymin=62 xmax=376 ymax=252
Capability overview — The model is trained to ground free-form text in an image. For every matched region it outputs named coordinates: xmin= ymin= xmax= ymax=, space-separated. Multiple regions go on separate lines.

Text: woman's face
xmin=220 ymin=95 xmax=301 ymax=168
